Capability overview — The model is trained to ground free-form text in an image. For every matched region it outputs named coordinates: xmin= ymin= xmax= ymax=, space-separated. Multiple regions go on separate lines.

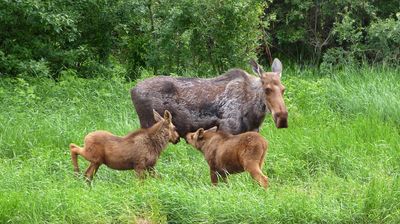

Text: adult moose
xmin=131 ymin=58 xmax=288 ymax=139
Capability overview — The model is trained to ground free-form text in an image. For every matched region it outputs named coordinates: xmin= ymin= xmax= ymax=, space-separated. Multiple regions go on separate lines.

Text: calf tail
xmin=69 ymin=143 xmax=81 ymax=173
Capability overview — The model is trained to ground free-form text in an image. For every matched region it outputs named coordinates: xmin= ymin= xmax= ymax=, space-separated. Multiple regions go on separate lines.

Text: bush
xmin=321 ymin=13 xmax=400 ymax=68
xmin=263 ymin=0 xmax=400 ymax=67
xmin=366 ymin=14 xmax=400 ymax=64
xmin=1 ymin=0 xmax=399 ymax=79
xmin=141 ymin=0 xmax=264 ymax=76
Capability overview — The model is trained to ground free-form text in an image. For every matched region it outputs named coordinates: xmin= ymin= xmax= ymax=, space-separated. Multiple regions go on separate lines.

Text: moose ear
xmin=153 ymin=109 xmax=163 ymax=122
xmin=163 ymin=110 xmax=172 ymax=123
xmin=250 ymin=59 xmax=264 ymax=77
xmin=206 ymin=126 xmax=218 ymax=132
xmin=197 ymin=128 xmax=205 ymax=139
xmin=271 ymin=58 xmax=283 ymax=78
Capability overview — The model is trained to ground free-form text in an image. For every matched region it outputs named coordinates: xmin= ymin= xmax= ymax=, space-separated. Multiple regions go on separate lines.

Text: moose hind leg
xmin=244 ymin=161 xmax=269 ymax=189
xmin=259 ymin=150 xmax=267 ymax=170
xmin=131 ymin=91 xmax=155 ymax=129
xmin=84 ymin=163 xmax=100 ymax=182
xmin=70 ymin=143 xmax=82 ymax=174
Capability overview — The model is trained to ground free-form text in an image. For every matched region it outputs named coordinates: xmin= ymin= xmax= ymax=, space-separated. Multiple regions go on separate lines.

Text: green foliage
xmin=1 ymin=68 xmax=400 ymax=222
xmin=321 ymin=10 xmax=400 ymax=69
xmin=0 ymin=0 xmax=78 ymax=77
xmin=1 ymin=0 xmax=264 ymax=79
xmin=264 ymin=0 xmax=400 ymax=66
xmin=366 ymin=13 xmax=400 ymax=64
xmin=147 ymin=0 xmax=263 ymax=75
xmin=0 ymin=0 xmax=131 ymax=78
xmin=0 ymin=0 xmax=399 ymax=78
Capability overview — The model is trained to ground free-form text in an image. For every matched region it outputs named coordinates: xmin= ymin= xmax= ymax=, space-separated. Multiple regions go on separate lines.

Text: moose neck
xmin=200 ymin=132 xmax=225 ymax=155
xmin=250 ymin=78 xmax=269 ymax=113
xmin=148 ymin=121 xmax=170 ymax=154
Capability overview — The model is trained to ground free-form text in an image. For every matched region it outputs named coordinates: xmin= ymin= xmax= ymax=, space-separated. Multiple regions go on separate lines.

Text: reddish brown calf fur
xmin=186 ymin=127 xmax=269 ymax=188
xmin=70 ymin=110 xmax=180 ymax=181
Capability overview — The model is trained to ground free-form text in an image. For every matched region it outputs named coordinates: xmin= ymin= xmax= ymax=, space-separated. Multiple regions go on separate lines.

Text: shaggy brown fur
xmin=131 ymin=58 xmax=287 ymax=139
xmin=186 ymin=127 xmax=269 ymax=188
xmin=69 ymin=110 xmax=180 ymax=181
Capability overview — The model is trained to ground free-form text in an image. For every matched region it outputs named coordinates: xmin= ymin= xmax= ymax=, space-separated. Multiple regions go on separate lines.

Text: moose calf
xmin=186 ymin=127 xmax=269 ymax=188
xmin=69 ymin=110 xmax=180 ymax=181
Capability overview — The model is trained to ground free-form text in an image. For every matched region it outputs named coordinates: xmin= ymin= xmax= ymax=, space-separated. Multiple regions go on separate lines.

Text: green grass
xmin=0 ymin=67 xmax=399 ymax=223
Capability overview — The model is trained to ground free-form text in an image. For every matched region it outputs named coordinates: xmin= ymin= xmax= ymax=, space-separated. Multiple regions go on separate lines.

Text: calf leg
xmin=259 ymin=150 xmax=267 ymax=170
xmin=70 ymin=143 xmax=101 ymax=172
xmin=244 ymin=161 xmax=268 ymax=189
xmin=84 ymin=162 xmax=100 ymax=182
xmin=147 ymin=167 xmax=160 ymax=179
xmin=210 ymin=170 xmax=218 ymax=186
xmin=219 ymin=171 xmax=228 ymax=183
xmin=134 ymin=163 xmax=146 ymax=179
xmin=70 ymin=143 xmax=82 ymax=174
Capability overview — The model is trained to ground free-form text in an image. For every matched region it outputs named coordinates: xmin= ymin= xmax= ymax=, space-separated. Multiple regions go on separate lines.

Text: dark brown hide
xmin=131 ymin=59 xmax=288 ymax=138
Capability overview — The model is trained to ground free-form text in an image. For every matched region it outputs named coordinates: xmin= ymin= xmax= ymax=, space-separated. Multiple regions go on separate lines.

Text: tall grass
xmin=0 ymin=67 xmax=399 ymax=223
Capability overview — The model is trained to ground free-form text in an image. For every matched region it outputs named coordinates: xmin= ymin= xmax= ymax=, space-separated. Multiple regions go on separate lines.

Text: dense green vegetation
xmin=0 ymin=67 xmax=399 ymax=223
xmin=1 ymin=0 xmax=399 ymax=79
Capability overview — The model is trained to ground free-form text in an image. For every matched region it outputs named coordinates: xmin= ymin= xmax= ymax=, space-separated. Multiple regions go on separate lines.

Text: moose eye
xmin=265 ymin=88 xmax=272 ymax=94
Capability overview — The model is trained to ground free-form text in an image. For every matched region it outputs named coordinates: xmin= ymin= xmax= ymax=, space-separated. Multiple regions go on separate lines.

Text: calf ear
xmin=271 ymin=58 xmax=283 ymax=77
xmin=197 ymin=128 xmax=205 ymax=139
xmin=153 ymin=109 xmax=163 ymax=122
xmin=250 ymin=59 xmax=264 ymax=77
xmin=206 ymin=126 xmax=218 ymax=132
xmin=164 ymin=110 xmax=172 ymax=123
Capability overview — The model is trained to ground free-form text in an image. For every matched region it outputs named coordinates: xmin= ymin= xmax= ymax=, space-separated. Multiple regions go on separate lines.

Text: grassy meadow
xmin=0 ymin=67 xmax=399 ymax=223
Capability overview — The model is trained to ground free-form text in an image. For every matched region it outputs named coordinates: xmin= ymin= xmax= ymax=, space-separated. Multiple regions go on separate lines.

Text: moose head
xmin=250 ymin=59 xmax=288 ymax=128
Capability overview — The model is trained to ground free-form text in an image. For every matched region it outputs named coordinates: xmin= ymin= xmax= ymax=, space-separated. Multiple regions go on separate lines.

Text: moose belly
xmin=216 ymin=157 xmax=244 ymax=174
xmin=217 ymin=164 xmax=244 ymax=174
xmin=103 ymin=155 xmax=136 ymax=170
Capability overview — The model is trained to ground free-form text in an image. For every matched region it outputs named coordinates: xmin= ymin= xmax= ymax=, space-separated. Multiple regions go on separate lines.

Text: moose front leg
xmin=218 ymin=117 xmax=243 ymax=135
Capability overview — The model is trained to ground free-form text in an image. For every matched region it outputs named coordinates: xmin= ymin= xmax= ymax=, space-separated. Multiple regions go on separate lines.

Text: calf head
xmin=153 ymin=110 xmax=180 ymax=144
xmin=186 ymin=127 xmax=218 ymax=150
xmin=250 ymin=58 xmax=288 ymax=128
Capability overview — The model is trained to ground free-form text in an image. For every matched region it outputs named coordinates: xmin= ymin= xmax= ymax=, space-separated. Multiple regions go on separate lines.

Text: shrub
xmin=366 ymin=14 xmax=400 ymax=64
